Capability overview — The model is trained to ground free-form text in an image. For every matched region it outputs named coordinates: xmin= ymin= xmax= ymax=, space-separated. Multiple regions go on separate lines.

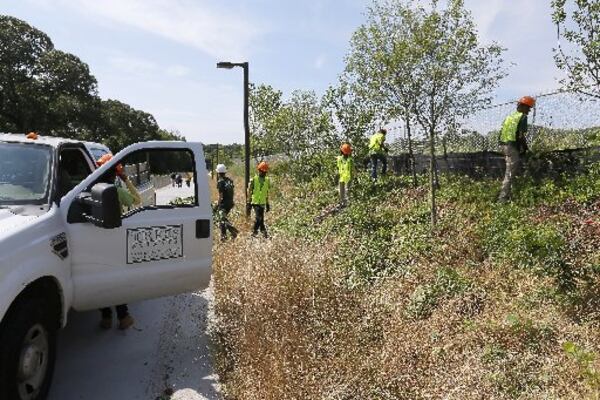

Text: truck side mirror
xmin=75 ymin=183 xmax=122 ymax=229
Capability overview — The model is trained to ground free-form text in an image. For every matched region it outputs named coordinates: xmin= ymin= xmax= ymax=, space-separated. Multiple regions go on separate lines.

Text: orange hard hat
xmin=257 ymin=161 xmax=269 ymax=173
xmin=340 ymin=143 xmax=352 ymax=155
xmin=26 ymin=132 xmax=39 ymax=140
xmin=96 ymin=153 xmax=124 ymax=176
xmin=518 ymin=96 xmax=535 ymax=108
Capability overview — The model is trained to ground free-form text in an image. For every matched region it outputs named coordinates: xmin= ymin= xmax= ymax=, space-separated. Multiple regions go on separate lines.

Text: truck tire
xmin=0 ymin=296 xmax=57 ymax=400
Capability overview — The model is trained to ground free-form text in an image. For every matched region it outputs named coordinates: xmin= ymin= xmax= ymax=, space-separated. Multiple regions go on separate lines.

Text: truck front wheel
xmin=0 ymin=296 xmax=57 ymax=400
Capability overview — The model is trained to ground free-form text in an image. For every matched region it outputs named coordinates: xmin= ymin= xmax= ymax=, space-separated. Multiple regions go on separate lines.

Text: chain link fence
xmin=386 ymin=90 xmax=600 ymax=177
xmin=387 ymin=90 xmax=600 ymax=155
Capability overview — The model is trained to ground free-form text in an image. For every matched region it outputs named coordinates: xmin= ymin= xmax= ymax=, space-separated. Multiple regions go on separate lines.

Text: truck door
xmin=60 ymin=142 xmax=212 ymax=310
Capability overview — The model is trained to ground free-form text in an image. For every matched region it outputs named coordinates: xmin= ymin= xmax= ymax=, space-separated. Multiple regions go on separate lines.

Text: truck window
xmin=58 ymin=148 xmax=93 ymax=198
xmin=119 ymin=149 xmax=198 ymax=212
xmin=0 ymin=142 xmax=52 ymax=204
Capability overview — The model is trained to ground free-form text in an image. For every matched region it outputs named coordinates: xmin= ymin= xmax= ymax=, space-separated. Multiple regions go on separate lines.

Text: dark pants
xmin=370 ymin=153 xmax=387 ymax=179
xmin=252 ymin=205 xmax=267 ymax=237
xmin=100 ymin=305 xmax=129 ymax=320
xmin=218 ymin=206 xmax=238 ymax=239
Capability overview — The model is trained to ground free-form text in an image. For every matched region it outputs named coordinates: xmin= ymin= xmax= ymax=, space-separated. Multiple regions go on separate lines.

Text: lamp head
xmin=217 ymin=61 xmax=235 ymax=69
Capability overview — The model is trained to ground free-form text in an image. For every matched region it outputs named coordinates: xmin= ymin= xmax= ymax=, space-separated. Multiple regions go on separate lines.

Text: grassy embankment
xmin=209 ymin=164 xmax=600 ymax=399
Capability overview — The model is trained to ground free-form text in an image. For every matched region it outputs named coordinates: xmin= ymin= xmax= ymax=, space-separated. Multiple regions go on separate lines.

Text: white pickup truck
xmin=0 ymin=133 xmax=212 ymax=400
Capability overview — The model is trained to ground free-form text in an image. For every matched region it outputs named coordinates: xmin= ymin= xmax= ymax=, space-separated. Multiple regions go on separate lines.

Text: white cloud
xmin=166 ymin=65 xmax=191 ymax=77
xmin=62 ymin=0 xmax=265 ymax=59
xmin=314 ymin=54 xmax=326 ymax=69
xmin=108 ymin=56 xmax=157 ymax=75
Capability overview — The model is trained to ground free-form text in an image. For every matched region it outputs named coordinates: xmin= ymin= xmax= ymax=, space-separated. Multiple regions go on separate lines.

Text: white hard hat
xmin=216 ymin=164 xmax=227 ymax=173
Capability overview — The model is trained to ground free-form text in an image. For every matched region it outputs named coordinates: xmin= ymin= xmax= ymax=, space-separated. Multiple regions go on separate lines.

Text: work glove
xmin=266 ymin=203 xmax=271 ymax=213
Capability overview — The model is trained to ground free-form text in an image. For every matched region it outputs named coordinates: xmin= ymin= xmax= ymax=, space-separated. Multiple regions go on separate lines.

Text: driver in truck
xmin=95 ymin=153 xmax=142 ymax=330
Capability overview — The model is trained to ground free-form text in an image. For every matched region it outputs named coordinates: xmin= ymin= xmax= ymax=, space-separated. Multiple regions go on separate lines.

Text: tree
xmin=403 ymin=0 xmax=505 ymax=226
xmin=280 ymin=89 xmax=336 ymax=159
xmin=0 ymin=15 xmax=183 ymax=149
xmin=0 ymin=15 xmax=53 ymax=131
xmin=552 ymin=0 xmax=600 ymax=98
xmin=323 ymin=77 xmax=379 ymax=167
xmin=0 ymin=16 xmax=98 ymax=134
xmin=34 ymin=49 xmax=98 ymax=135
xmin=249 ymin=83 xmax=338 ymax=180
xmin=344 ymin=0 xmax=423 ymax=186
xmin=249 ymin=83 xmax=284 ymax=159
xmin=90 ymin=99 xmax=162 ymax=152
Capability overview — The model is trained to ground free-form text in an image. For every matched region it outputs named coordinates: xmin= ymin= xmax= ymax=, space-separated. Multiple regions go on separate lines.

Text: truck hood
xmin=0 ymin=208 xmax=39 ymax=237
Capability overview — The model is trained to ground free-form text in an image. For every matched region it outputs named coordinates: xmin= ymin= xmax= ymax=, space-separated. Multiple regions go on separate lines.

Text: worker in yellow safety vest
xmin=337 ymin=143 xmax=354 ymax=207
xmin=498 ymin=95 xmax=535 ymax=202
xmin=369 ymin=128 xmax=388 ymax=180
xmin=247 ymin=161 xmax=271 ymax=238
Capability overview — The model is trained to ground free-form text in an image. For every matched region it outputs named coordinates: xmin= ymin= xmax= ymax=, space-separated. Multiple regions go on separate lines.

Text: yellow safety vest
xmin=500 ymin=111 xmax=524 ymax=143
xmin=369 ymin=132 xmax=385 ymax=154
xmin=337 ymin=155 xmax=353 ymax=183
xmin=250 ymin=175 xmax=270 ymax=205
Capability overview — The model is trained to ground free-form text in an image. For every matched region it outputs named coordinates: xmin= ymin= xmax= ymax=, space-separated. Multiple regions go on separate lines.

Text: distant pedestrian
xmin=337 ymin=143 xmax=354 ymax=207
xmin=247 ymin=161 xmax=271 ymax=238
xmin=170 ymin=172 xmax=176 ymax=187
xmin=498 ymin=96 xmax=535 ymax=202
xmin=369 ymin=128 xmax=388 ymax=180
xmin=215 ymin=164 xmax=238 ymax=241
xmin=175 ymin=174 xmax=183 ymax=188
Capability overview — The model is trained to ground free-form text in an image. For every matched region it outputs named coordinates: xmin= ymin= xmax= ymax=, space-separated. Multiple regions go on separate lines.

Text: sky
xmin=1 ymin=0 xmax=572 ymax=144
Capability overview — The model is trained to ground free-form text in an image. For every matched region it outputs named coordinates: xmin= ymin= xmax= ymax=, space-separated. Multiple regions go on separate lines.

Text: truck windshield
xmin=0 ymin=142 xmax=52 ymax=205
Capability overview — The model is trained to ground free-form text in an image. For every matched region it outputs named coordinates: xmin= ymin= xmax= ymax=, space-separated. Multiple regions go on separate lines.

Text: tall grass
xmin=210 ymin=166 xmax=600 ymax=399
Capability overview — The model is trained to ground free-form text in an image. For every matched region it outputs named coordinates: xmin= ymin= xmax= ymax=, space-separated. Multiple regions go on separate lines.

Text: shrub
xmin=406 ymin=267 xmax=472 ymax=319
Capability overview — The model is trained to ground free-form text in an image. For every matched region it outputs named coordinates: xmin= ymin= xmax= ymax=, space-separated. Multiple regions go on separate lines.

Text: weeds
xmin=563 ymin=342 xmax=600 ymax=393
xmin=211 ymin=164 xmax=600 ymax=399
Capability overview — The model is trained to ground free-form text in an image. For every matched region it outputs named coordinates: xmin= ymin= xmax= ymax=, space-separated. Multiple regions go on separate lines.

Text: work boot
xmin=100 ymin=316 xmax=112 ymax=330
xmin=118 ymin=314 xmax=135 ymax=330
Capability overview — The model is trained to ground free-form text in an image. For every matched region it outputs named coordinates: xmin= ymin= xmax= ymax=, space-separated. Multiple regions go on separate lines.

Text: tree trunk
xmin=406 ymin=113 xmax=417 ymax=187
xmin=429 ymin=126 xmax=438 ymax=227
xmin=434 ymin=152 xmax=440 ymax=190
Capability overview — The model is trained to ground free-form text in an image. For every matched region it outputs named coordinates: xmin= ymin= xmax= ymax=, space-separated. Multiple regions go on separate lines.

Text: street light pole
xmin=242 ymin=62 xmax=250 ymax=218
xmin=217 ymin=61 xmax=251 ymax=217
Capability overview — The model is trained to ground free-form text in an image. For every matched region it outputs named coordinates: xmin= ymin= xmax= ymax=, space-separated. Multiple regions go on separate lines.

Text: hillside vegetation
xmin=210 ymin=164 xmax=600 ymax=399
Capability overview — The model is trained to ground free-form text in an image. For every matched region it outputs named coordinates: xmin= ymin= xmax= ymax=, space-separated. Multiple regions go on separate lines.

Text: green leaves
xmin=553 ymin=0 xmax=600 ymax=98
xmin=0 ymin=15 xmax=178 ymax=150
xmin=563 ymin=341 xmax=600 ymax=390
xmin=0 ymin=16 xmax=98 ymax=135
xmin=342 ymin=0 xmax=507 ymax=227
xmin=249 ymin=83 xmax=339 ymax=180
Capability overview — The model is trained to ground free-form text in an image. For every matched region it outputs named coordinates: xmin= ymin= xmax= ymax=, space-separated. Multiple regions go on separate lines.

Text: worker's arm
xmin=217 ymin=180 xmax=224 ymax=204
xmin=264 ymin=177 xmax=271 ymax=212
xmin=517 ymin=115 xmax=529 ymax=154
xmin=117 ymin=169 xmax=141 ymax=207
xmin=380 ymin=137 xmax=389 ymax=153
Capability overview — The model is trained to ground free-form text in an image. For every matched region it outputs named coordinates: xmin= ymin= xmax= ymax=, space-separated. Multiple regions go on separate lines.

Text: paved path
xmin=49 ymin=183 xmax=219 ymax=400
xmin=48 ymin=289 xmax=219 ymax=400
xmin=155 ymin=183 xmax=196 ymax=206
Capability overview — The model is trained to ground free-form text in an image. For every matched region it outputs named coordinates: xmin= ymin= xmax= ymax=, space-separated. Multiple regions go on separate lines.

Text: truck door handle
xmin=196 ymin=219 xmax=210 ymax=239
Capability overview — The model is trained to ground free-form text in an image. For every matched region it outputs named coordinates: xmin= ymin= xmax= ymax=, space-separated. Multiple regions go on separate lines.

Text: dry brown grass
xmin=209 ymin=173 xmax=600 ymax=399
